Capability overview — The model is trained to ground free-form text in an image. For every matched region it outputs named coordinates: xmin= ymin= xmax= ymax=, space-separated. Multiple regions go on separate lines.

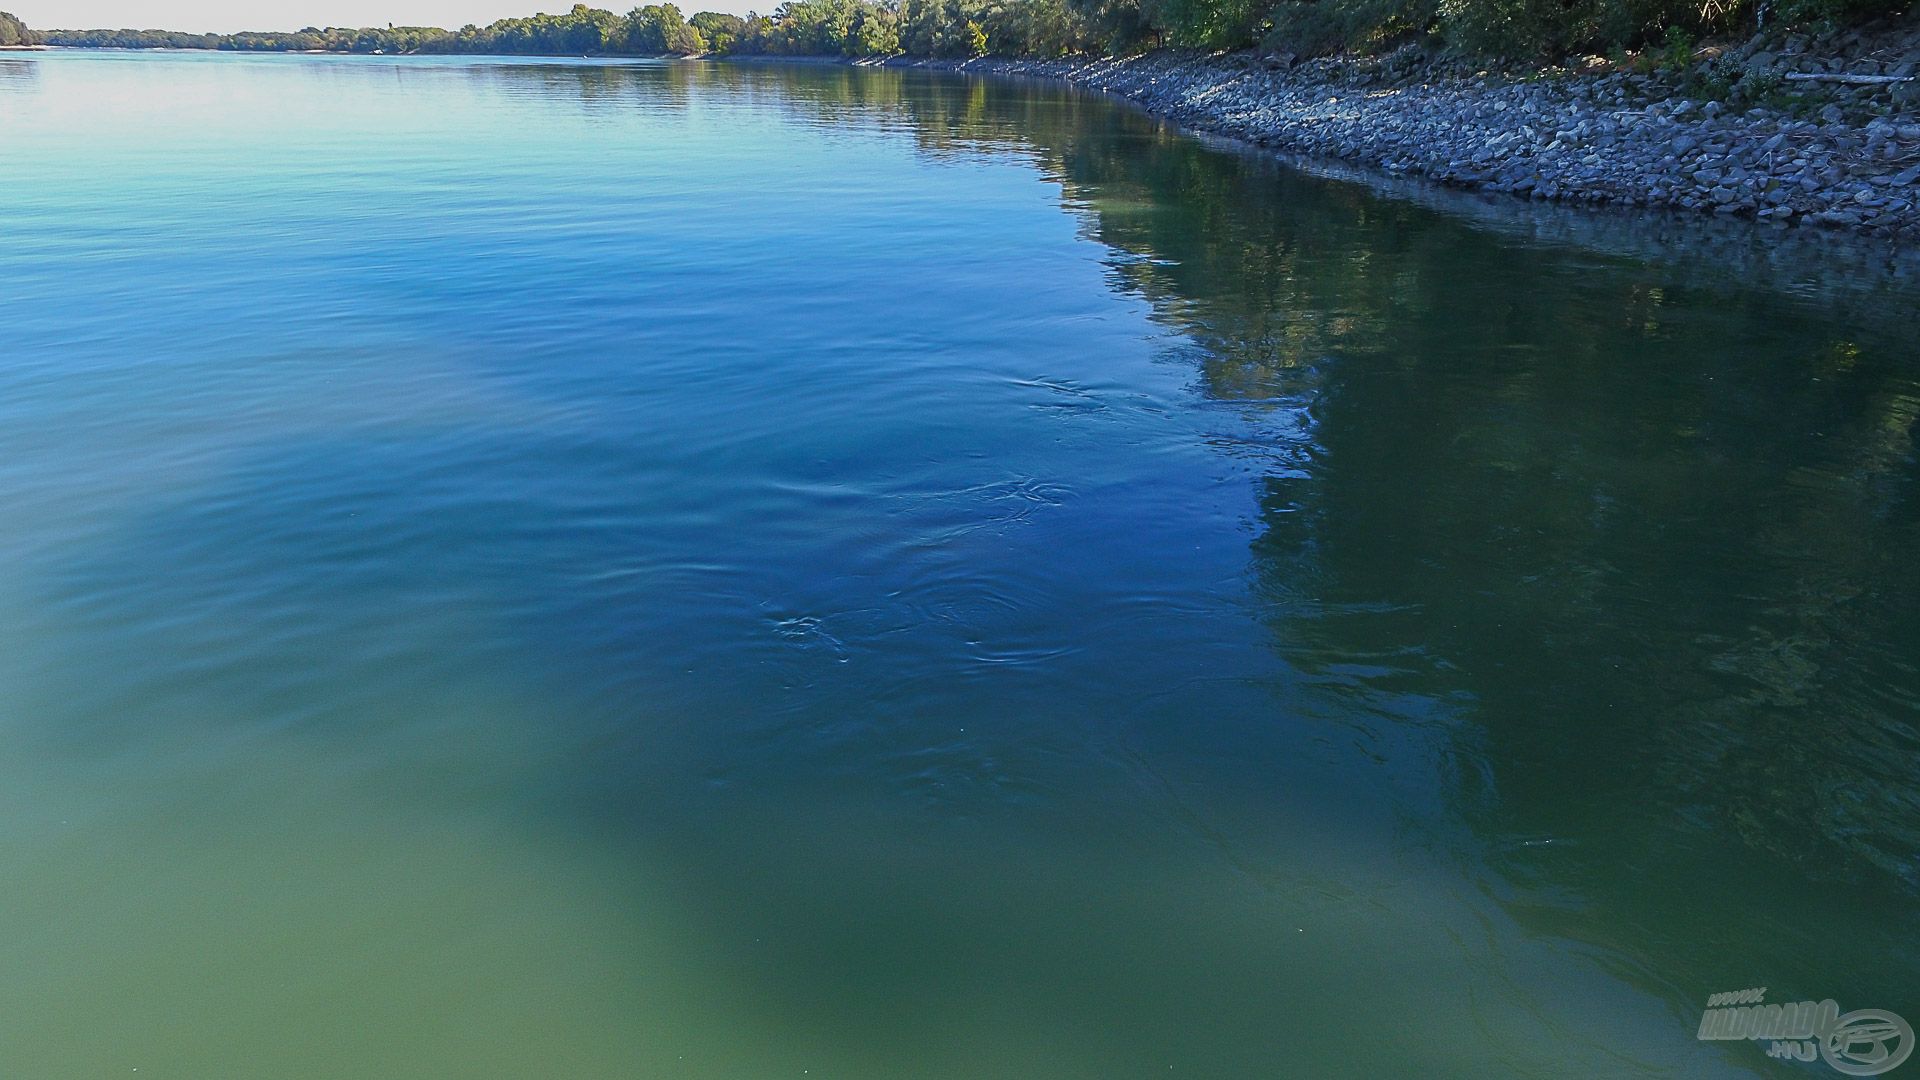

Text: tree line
xmin=33 ymin=0 xmax=1915 ymax=62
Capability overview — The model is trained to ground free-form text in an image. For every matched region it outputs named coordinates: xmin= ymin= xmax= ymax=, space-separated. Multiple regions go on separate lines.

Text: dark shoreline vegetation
xmin=19 ymin=0 xmax=1917 ymax=62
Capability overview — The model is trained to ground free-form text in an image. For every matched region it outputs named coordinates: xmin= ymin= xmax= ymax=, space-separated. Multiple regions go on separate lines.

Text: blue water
xmin=3 ymin=49 xmax=1919 ymax=1078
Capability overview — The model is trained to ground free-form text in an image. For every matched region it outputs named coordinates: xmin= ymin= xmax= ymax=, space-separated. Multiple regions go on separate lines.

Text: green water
xmin=1 ymin=50 xmax=1917 ymax=1078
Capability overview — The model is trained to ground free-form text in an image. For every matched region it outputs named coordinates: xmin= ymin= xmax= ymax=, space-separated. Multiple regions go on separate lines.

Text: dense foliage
xmin=0 ymin=9 xmax=38 ymax=46
xmin=40 ymin=0 xmax=1916 ymax=60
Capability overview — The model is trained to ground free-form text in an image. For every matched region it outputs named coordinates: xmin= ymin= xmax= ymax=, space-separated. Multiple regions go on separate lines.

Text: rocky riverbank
xmin=881 ymin=29 xmax=1920 ymax=241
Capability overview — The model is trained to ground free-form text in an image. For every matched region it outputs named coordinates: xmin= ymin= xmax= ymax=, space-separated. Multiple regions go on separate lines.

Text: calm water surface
xmin=3 ymin=50 xmax=1919 ymax=1079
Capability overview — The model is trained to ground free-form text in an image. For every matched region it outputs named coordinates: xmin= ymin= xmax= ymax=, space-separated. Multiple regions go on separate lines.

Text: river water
xmin=2 ymin=50 xmax=1918 ymax=1078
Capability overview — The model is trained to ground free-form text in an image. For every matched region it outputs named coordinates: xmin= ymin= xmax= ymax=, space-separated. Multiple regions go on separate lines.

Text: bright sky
xmin=9 ymin=0 xmax=752 ymax=32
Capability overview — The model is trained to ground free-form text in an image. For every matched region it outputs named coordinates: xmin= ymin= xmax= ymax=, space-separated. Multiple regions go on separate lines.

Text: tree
xmin=690 ymin=10 xmax=746 ymax=51
xmin=849 ymin=4 xmax=903 ymax=53
xmin=627 ymin=4 xmax=706 ymax=53
xmin=0 ymin=10 xmax=38 ymax=47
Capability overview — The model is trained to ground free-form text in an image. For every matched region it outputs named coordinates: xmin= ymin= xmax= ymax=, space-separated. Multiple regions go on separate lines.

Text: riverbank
xmin=867 ymin=35 xmax=1920 ymax=241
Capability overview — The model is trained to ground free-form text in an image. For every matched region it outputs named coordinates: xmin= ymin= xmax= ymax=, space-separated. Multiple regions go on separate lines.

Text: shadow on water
xmin=7 ymin=54 xmax=1920 ymax=1077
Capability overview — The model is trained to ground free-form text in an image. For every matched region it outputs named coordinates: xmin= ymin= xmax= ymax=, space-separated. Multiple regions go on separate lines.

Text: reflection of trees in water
xmin=1251 ymin=271 xmax=1920 ymax=1008
xmin=1145 ymin=131 xmax=1915 ymax=987
xmin=1048 ymin=90 xmax=1920 ymax=1002
xmin=684 ymin=63 xmax=1920 ymax=1004
xmin=0 ymin=57 xmax=41 ymax=91
xmin=457 ymin=57 xmax=696 ymax=113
